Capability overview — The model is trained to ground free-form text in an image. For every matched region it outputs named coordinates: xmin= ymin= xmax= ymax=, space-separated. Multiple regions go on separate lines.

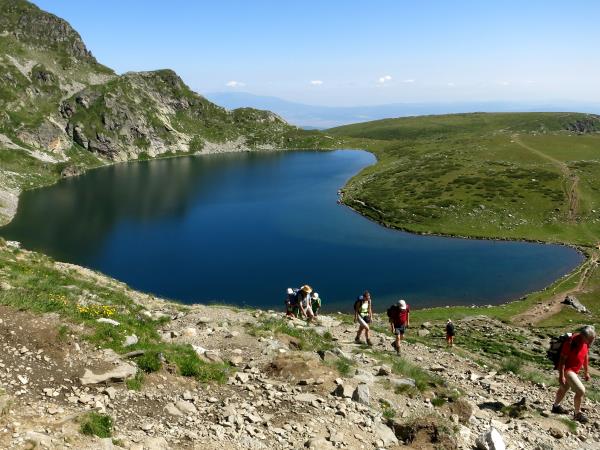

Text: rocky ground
xmin=1 ymin=270 xmax=600 ymax=450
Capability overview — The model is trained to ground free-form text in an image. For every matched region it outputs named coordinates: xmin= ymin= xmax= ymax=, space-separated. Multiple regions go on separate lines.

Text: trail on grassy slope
xmin=512 ymin=135 xmax=580 ymax=222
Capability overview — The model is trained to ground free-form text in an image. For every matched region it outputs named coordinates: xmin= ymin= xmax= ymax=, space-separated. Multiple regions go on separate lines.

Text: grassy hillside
xmin=327 ymin=112 xmax=600 ymax=329
xmin=328 ymin=112 xmax=600 ymax=246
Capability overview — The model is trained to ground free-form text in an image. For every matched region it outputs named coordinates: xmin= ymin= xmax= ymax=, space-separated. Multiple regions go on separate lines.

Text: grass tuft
xmin=80 ymin=412 xmax=113 ymax=438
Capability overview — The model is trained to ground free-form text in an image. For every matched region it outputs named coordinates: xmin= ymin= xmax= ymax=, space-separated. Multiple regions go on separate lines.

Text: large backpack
xmin=546 ymin=333 xmax=573 ymax=369
xmin=387 ymin=305 xmax=399 ymax=321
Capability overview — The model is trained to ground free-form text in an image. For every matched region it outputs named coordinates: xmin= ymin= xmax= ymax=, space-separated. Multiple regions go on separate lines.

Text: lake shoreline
xmin=0 ymin=145 xmax=588 ymax=314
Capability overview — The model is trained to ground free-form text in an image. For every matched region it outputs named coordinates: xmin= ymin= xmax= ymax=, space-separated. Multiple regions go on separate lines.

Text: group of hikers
xmin=284 ymin=285 xmax=322 ymax=321
xmin=285 ymin=287 xmax=455 ymax=351
xmin=284 ymin=286 xmax=596 ymax=424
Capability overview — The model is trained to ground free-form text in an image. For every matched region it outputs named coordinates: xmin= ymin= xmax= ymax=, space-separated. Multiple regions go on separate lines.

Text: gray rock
xmin=562 ymin=295 xmax=589 ymax=314
xmin=73 ymin=124 xmax=88 ymax=149
xmin=417 ymin=328 xmax=430 ymax=337
xmin=140 ymin=437 xmax=169 ymax=450
xmin=476 ymin=427 xmax=506 ymax=450
xmin=352 ymin=383 xmax=369 ymax=405
xmin=80 ymin=364 xmax=136 ymax=385
xmin=123 ymin=334 xmax=138 ymax=347
xmin=331 ymin=384 xmax=354 ymax=398
xmin=389 ymin=377 xmax=416 ymax=388
xmin=373 ymin=422 xmax=398 ymax=446
xmin=97 ymin=318 xmax=120 ymax=326
xmin=175 ymin=400 xmax=197 ymax=414
xmin=294 ymin=393 xmax=318 ymax=403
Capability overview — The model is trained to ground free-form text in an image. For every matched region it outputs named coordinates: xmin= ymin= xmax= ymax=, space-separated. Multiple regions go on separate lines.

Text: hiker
xmin=298 ymin=285 xmax=315 ymax=321
xmin=311 ymin=292 xmax=322 ymax=316
xmin=446 ymin=319 xmax=455 ymax=347
xmin=354 ymin=291 xmax=373 ymax=346
xmin=551 ymin=325 xmax=595 ymax=423
xmin=389 ymin=299 xmax=410 ymax=353
xmin=285 ymin=288 xmax=299 ymax=318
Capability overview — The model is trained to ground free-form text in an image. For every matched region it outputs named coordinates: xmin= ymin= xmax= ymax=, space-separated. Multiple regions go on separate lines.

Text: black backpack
xmin=387 ymin=305 xmax=399 ymax=321
xmin=546 ymin=333 xmax=572 ymax=369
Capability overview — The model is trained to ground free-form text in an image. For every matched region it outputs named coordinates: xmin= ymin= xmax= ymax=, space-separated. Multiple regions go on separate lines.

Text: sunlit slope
xmin=328 ymin=112 xmax=600 ymax=245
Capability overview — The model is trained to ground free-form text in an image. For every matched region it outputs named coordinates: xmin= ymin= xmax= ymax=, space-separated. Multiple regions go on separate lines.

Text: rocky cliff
xmin=0 ymin=0 xmax=326 ymax=224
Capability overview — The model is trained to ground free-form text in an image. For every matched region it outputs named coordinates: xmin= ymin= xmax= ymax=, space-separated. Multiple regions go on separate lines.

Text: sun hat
xmin=300 ymin=285 xmax=313 ymax=294
xmin=287 ymin=288 xmax=294 ymax=295
xmin=398 ymin=299 xmax=407 ymax=310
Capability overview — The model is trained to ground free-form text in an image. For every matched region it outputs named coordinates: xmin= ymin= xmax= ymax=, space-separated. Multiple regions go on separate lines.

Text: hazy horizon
xmin=31 ymin=0 xmax=600 ymax=108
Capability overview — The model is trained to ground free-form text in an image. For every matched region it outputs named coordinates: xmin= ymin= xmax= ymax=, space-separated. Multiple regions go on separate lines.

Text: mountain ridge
xmin=0 ymin=0 xmax=326 ymax=225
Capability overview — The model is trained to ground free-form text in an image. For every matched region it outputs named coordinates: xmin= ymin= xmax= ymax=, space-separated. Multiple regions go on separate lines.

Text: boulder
xmin=331 ymin=384 xmax=354 ymax=399
xmin=562 ymin=295 xmax=589 ymax=314
xmin=373 ymin=422 xmax=398 ymax=446
xmin=476 ymin=427 xmax=505 ymax=450
xmin=80 ymin=364 xmax=136 ymax=385
xmin=417 ymin=328 xmax=430 ymax=337
xmin=352 ymin=383 xmax=369 ymax=405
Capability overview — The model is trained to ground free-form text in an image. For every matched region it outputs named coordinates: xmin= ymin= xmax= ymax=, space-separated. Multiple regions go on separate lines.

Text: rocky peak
xmin=0 ymin=0 xmax=96 ymax=62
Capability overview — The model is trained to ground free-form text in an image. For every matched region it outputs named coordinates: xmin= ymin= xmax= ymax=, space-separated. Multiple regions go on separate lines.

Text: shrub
xmin=499 ymin=357 xmax=523 ymax=375
xmin=136 ymin=351 xmax=162 ymax=373
xmin=80 ymin=412 xmax=113 ymax=438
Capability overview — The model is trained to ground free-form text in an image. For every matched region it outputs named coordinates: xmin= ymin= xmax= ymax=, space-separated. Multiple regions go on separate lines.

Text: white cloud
xmin=377 ymin=75 xmax=392 ymax=84
xmin=310 ymin=80 xmax=323 ymax=86
xmin=401 ymin=79 xmax=415 ymax=83
xmin=447 ymin=82 xmax=455 ymax=87
xmin=226 ymin=80 xmax=246 ymax=88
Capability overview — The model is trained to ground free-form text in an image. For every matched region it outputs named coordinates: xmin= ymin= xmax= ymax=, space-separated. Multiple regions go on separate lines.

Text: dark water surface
xmin=1 ymin=150 xmax=583 ymax=311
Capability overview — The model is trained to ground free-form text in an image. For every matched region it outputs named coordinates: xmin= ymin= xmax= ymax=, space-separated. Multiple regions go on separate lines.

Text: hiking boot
xmin=366 ymin=339 xmax=373 ymax=346
xmin=354 ymin=337 xmax=361 ymax=344
xmin=551 ymin=404 xmax=569 ymax=415
xmin=574 ymin=412 xmax=589 ymax=424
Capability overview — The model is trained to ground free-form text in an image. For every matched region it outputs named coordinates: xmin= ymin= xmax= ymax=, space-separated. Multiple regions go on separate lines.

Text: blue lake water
xmin=0 ymin=150 xmax=583 ymax=311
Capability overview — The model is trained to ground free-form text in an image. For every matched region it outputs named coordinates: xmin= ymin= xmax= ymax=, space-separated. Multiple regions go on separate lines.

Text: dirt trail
xmin=513 ymin=135 xmax=580 ymax=222
xmin=514 ymin=252 xmax=598 ymax=326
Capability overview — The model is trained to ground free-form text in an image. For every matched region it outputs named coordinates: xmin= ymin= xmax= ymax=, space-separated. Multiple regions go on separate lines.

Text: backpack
xmin=387 ymin=305 xmax=399 ymax=321
xmin=286 ymin=289 xmax=300 ymax=306
xmin=354 ymin=296 xmax=364 ymax=313
xmin=546 ymin=333 xmax=572 ymax=369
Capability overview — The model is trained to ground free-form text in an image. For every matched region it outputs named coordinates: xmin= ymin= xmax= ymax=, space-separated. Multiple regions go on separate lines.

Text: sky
xmin=32 ymin=0 xmax=600 ymax=107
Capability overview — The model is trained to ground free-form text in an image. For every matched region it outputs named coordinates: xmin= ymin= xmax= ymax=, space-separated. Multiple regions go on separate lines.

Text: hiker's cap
xmin=300 ymin=285 xmax=313 ymax=293
xmin=399 ymin=299 xmax=407 ymax=310
xmin=287 ymin=288 xmax=294 ymax=295
xmin=313 ymin=292 xmax=319 ymax=299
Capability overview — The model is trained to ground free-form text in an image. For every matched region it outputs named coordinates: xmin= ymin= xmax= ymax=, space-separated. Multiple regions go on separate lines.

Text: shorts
xmin=564 ymin=370 xmax=586 ymax=396
xmin=394 ymin=325 xmax=406 ymax=335
xmin=361 ymin=315 xmax=371 ymax=324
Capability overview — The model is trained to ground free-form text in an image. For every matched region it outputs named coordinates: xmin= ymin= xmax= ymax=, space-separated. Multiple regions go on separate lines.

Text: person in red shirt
xmin=389 ymin=299 xmax=410 ymax=354
xmin=552 ymin=325 xmax=595 ymax=423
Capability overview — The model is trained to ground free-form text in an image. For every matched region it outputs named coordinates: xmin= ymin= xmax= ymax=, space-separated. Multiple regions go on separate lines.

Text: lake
xmin=0 ymin=149 xmax=583 ymax=311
